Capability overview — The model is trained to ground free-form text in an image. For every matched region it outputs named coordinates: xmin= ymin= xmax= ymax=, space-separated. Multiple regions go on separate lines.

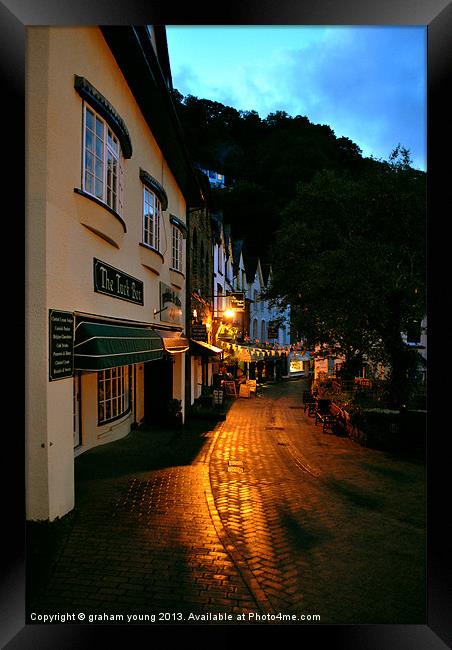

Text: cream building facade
xmin=26 ymin=26 xmax=200 ymax=521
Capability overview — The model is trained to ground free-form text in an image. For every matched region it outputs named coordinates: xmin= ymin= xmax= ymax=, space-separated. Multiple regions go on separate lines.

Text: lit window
xmin=98 ymin=366 xmax=130 ymax=424
xmin=172 ymin=226 xmax=182 ymax=271
xmin=143 ymin=185 xmax=161 ymax=251
xmin=83 ymin=105 xmax=124 ymax=214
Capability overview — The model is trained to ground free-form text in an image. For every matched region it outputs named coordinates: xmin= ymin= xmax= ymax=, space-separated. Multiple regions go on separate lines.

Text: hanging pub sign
xmin=49 ymin=310 xmax=74 ymax=381
xmin=227 ymin=291 xmax=245 ymax=312
xmin=93 ymin=258 xmax=144 ymax=305
xmin=267 ymin=321 xmax=278 ymax=339
xmin=160 ymin=282 xmax=183 ymax=324
xmin=191 ymin=322 xmax=208 ymax=342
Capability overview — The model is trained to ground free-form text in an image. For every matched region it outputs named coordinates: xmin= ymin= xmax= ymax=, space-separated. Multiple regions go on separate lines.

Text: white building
xmin=26 ymin=26 xmax=200 ymax=521
xmin=245 ymin=257 xmax=290 ymax=347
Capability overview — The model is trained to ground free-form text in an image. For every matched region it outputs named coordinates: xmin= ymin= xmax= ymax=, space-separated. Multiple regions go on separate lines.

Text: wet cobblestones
xmin=28 ymin=380 xmax=425 ymax=624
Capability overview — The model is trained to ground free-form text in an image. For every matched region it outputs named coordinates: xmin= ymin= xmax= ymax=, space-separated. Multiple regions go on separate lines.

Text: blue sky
xmin=166 ymin=26 xmax=426 ymax=171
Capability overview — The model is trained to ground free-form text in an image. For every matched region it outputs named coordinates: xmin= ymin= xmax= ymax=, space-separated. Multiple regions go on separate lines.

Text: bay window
xmin=83 ymin=105 xmax=124 ymax=214
xmin=143 ymin=185 xmax=161 ymax=251
xmin=172 ymin=225 xmax=182 ymax=271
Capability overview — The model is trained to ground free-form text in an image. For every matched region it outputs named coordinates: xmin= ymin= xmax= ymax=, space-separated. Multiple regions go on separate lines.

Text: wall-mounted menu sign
xmin=93 ymin=258 xmax=144 ymax=305
xmin=49 ymin=310 xmax=74 ymax=381
xmin=191 ymin=323 xmax=208 ymax=342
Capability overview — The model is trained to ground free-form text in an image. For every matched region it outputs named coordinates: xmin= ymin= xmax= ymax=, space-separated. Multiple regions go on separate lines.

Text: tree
xmin=267 ymin=151 xmax=426 ymax=407
xmin=171 ymin=91 xmax=371 ymax=258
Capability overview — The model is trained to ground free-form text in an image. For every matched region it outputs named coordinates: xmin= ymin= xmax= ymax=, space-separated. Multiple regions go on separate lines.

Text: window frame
xmin=97 ymin=365 xmax=131 ymax=425
xmin=82 ymin=103 xmax=124 ymax=215
xmin=142 ymin=184 xmax=161 ymax=252
xmin=171 ymin=225 xmax=183 ymax=271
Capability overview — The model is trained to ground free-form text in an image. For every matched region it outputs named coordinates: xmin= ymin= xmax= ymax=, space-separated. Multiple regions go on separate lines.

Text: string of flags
xmin=217 ymin=340 xmax=311 ymax=361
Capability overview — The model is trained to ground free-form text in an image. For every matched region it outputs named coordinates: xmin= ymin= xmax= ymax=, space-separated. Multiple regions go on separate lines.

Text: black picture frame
xmin=2 ymin=0 xmax=447 ymax=647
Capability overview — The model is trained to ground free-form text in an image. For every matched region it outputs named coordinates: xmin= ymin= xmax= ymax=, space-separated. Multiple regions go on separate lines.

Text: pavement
xmin=27 ymin=378 xmax=426 ymax=625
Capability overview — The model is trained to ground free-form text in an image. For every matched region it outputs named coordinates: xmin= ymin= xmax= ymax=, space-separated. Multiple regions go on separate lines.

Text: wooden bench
xmin=314 ymin=399 xmax=335 ymax=431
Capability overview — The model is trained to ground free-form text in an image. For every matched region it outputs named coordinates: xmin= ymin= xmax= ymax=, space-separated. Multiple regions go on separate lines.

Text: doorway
xmin=73 ymin=373 xmax=81 ymax=448
xmin=144 ymin=356 xmax=173 ymax=425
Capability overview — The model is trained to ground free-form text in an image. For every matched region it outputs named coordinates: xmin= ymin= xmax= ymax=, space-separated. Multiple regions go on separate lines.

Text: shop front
xmin=289 ymin=351 xmax=312 ymax=377
xmin=72 ymin=315 xmax=165 ymax=452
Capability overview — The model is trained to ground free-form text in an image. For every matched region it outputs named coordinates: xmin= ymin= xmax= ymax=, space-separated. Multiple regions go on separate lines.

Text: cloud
xmin=170 ymin=26 xmax=426 ymax=170
xmin=266 ymin=27 xmax=426 ymax=167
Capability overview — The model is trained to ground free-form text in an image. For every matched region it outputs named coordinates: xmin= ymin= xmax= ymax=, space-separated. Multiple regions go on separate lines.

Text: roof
xmin=261 ymin=263 xmax=272 ymax=287
xmin=100 ymin=26 xmax=203 ymax=208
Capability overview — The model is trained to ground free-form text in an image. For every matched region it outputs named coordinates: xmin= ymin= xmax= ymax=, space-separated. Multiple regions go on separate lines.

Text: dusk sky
xmin=166 ymin=26 xmax=426 ymax=171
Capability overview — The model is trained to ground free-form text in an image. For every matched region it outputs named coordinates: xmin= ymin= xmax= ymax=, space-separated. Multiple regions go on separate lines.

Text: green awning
xmin=74 ymin=321 xmax=163 ymax=370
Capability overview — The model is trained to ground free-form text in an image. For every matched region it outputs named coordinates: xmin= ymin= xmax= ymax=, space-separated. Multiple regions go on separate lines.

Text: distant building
xmin=186 ymin=171 xmax=222 ymax=407
xmin=199 ymin=168 xmax=226 ymax=188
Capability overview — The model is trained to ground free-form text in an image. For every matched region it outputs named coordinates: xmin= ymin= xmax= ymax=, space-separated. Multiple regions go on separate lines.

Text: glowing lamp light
xmin=224 ymin=309 xmax=235 ymax=319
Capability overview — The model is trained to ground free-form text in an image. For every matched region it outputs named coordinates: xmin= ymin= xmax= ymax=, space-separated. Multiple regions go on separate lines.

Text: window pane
xmin=85 ymin=128 xmax=93 ymax=153
xmin=95 ymin=157 xmax=103 ymax=179
xmin=96 ymin=136 xmax=103 ymax=159
xmin=95 ymin=179 xmax=103 ymax=199
xmin=85 ymin=172 xmax=94 ymax=194
xmin=96 ymin=117 xmax=103 ymax=138
xmin=86 ymin=108 xmax=94 ymax=131
xmin=112 ymin=160 xmax=117 ymax=191
xmin=85 ymin=151 xmax=94 ymax=172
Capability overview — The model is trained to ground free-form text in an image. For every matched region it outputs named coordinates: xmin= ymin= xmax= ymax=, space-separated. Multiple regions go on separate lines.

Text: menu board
xmin=49 ymin=310 xmax=74 ymax=380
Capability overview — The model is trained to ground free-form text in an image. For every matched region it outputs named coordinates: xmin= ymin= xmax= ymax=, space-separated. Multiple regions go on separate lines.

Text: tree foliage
xmin=267 ymin=150 xmax=426 ymax=405
xmin=172 ymin=92 xmax=426 ymax=405
xmin=172 ymin=91 xmax=366 ymax=257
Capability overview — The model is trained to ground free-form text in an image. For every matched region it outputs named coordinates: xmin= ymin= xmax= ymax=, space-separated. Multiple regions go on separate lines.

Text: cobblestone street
xmin=28 ymin=379 xmax=426 ymax=625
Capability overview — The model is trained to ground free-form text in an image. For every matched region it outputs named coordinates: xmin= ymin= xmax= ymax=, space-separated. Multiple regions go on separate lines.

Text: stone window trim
xmin=139 ymin=168 xmax=168 ymax=211
xmin=169 ymin=214 xmax=188 ymax=238
xmin=74 ymin=188 xmax=127 ymax=233
xmin=74 ymin=75 xmax=133 ymax=159
xmin=139 ymin=242 xmax=165 ymax=263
